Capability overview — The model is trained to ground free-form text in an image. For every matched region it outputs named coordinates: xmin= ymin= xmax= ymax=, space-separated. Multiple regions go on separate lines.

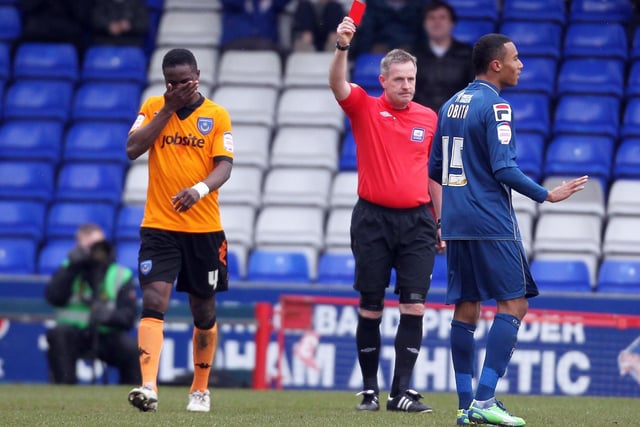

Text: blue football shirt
xmin=429 ymin=80 xmax=523 ymax=240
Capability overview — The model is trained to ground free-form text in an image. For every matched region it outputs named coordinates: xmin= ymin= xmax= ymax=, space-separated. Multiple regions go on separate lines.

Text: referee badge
xmin=411 ymin=127 xmax=425 ymax=142
xmin=197 ymin=117 xmax=213 ymax=135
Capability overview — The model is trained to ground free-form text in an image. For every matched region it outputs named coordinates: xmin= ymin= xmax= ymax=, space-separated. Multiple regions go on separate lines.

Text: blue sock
xmin=450 ymin=320 xmax=476 ymax=410
xmin=475 ymin=313 xmax=520 ymax=401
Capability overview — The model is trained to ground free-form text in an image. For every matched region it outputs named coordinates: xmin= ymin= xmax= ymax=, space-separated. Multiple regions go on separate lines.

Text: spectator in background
xmin=91 ymin=0 xmax=150 ymax=47
xmin=220 ymin=0 xmax=291 ymax=53
xmin=292 ymin=0 xmax=345 ymax=52
xmin=350 ymin=0 xmax=427 ymax=58
xmin=44 ymin=223 xmax=140 ymax=385
xmin=412 ymin=0 xmax=473 ymax=111
xmin=20 ymin=0 xmax=93 ymax=53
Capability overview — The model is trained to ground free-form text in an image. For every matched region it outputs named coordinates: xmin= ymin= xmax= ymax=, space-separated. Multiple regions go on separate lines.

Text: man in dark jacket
xmin=45 ymin=223 xmax=140 ymax=384
xmin=412 ymin=1 xmax=474 ymax=111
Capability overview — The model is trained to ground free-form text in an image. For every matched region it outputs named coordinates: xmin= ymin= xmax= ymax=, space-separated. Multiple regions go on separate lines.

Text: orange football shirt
xmin=130 ymin=95 xmax=234 ymax=232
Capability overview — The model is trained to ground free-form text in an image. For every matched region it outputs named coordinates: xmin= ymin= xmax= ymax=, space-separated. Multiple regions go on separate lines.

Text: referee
xmin=329 ymin=16 xmax=444 ymax=413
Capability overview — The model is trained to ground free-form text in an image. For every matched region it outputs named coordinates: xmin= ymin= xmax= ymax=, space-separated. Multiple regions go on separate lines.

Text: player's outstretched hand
xmin=545 ymin=175 xmax=589 ymax=203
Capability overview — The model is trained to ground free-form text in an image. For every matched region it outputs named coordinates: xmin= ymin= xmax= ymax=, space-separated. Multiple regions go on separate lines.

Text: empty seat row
xmin=2 ymin=79 xmax=141 ymax=123
xmin=0 ymin=161 xmax=125 ymax=205
xmin=8 ymin=44 xmax=148 ymax=84
xmin=0 ymin=120 xmax=130 ymax=165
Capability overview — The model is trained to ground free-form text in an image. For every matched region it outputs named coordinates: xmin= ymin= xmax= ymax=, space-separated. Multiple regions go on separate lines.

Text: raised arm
xmin=329 ymin=16 xmax=356 ymax=101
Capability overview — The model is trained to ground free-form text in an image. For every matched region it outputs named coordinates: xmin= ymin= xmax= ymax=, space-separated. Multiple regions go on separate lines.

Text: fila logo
xmin=492 ymin=103 xmax=512 ymax=122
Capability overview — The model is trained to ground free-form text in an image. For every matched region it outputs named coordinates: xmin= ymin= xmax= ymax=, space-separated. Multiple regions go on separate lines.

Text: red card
xmin=348 ymin=0 xmax=366 ymax=26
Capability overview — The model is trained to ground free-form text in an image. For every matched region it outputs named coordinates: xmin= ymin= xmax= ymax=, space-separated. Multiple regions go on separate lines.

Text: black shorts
xmin=138 ymin=227 xmax=229 ymax=298
xmin=351 ymin=198 xmax=437 ymax=297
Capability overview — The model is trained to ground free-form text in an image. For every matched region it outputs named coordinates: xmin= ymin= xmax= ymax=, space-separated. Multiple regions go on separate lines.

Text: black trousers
xmin=46 ymin=324 xmax=140 ymax=385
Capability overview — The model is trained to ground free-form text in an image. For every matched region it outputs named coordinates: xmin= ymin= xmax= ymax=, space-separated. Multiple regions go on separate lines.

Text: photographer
xmin=44 ymin=223 xmax=140 ymax=385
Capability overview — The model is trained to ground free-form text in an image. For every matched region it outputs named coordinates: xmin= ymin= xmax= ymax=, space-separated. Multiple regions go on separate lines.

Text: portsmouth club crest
xmin=198 ymin=117 xmax=213 ymax=135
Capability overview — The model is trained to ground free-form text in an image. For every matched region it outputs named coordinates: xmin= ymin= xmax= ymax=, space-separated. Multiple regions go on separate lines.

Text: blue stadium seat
xmin=0 ymin=160 xmax=55 ymax=202
xmin=316 ymin=252 xmax=354 ymax=285
xmin=502 ymin=57 xmax=556 ymax=97
xmin=530 ymin=259 xmax=592 ymax=292
xmin=556 ymin=59 xmax=624 ymax=98
xmin=614 ymin=138 xmax=640 ymax=180
xmin=246 ymin=249 xmax=311 ymax=283
xmin=0 ymin=200 xmax=46 ymax=242
xmin=631 ymin=28 xmax=640 ymax=62
xmin=81 ymin=45 xmax=147 ymax=84
xmin=0 ymin=6 xmax=21 ymax=42
xmin=553 ymin=95 xmax=619 ymax=139
xmin=447 ymin=0 xmax=498 ymax=22
xmin=515 ymin=132 xmax=545 ymax=182
xmin=55 ymin=162 xmax=125 ymax=205
xmin=71 ymin=82 xmax=142 ymax=122
xmin=499 ymin=21 xmax=562 ymax=60
xmin=431 ymin=253 xmax=448 ymax=289
xmin=115 ymin=240 xmax=140 ymax=275
xmin=569 ymin=0 xmax=633 ymax=24
xmin=13 ymin=42 xmax=79 ymax=81
xmin=597 ymin=259 xmax=640 ymax=294
xmin=4 ymin=80 xmax=74 ymax=122
xmin=63 ymin=121 xmax=131 ymax=165
xmin=452 ymin=19 xmax=495 ymax=45
xmin=0 ymin=42 xmax=9 ymax=80
xmin=37 ymin=238 xmax=75 ymax=275
xmin=0 ymin=120 xmax=63 ymax=163
xmin=227 ymin=249 xmax=241 ymax=281
xmin=501 ymin=0 xmax=566 ymax=25
xmin=621 ymin=98 xmax=640 ymax=139
xmin=544 ymin=135 xmax=614 ymax=186
xmin=503 ymin=93 xmax=550 ymax=138
xmin=115 ymin=204 xmax=144 ymax=242
xmin=563 ymin=23 xmax=628 ymax=61
xmin=625 ymin=61 xmax=640 ymax=99
xmin=46 ymin=201 xmax=116 ymax=240
xmin=339 ymin=130 xmax=357 ymax=171
xmin=0 ymin=237 xmax=37 ymax=274
xmin=351 ymin=53 xmax=384 ymax=91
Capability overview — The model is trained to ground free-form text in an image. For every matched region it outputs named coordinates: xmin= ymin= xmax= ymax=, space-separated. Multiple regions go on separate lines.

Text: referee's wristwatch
xmin=335 ymin=41 xmax=350 ymax=51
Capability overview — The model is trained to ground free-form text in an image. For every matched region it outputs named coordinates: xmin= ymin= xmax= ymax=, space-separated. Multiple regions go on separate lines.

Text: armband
xmin=191 ymin=182 xmax=209 ymax=199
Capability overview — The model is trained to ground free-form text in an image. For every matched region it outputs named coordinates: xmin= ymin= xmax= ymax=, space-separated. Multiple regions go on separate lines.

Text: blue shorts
xmin=445 ymin=239 xmax=538 ymax=305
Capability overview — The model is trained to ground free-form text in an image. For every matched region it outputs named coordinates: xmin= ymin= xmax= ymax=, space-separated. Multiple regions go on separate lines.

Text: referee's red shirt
xmin=339 ymin=84 xmax=438 ymax=208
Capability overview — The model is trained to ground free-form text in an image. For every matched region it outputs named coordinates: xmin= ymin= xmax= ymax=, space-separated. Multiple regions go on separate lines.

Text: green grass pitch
xmin=0 ymin=385 xmax=638 ymax=426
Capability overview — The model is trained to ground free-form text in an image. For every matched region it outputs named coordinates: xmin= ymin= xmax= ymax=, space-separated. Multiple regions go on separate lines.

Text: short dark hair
xmin=472 ymin=33 xmax=513 ymax=75
xmin=422 ymin=0 xmax=457 ymax=23
xmin=162 ymin=48 xmax=198 ymax=72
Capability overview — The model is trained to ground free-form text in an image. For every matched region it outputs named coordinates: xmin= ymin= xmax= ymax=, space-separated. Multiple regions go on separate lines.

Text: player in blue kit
xmin=428 ymin=33 xmax=588 ymax=426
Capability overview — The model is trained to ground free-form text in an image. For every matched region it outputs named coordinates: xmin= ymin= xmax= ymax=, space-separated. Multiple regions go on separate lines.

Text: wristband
xmin=336 ymin=41 xmax=351 ymax=51
xmin=436 ymin=218 xmax=441 ymax=229
xmin=191 ymin=182 xmax=209 ymax=199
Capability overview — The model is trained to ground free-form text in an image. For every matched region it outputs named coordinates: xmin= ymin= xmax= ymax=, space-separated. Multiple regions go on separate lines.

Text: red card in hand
xmin=348 ymin=0 xmax=366 ymax=26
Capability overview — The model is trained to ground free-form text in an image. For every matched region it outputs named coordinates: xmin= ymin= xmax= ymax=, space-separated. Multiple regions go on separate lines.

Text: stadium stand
xmin=0 ymin=237 xmax=37 ymax=274
xmin=217 ymin=49 xmax=282 ymax=88
xmin=1 ymin=0 xmax=640 ymax=292
xmin=501 ymin=0 xmax=566 ymax=25
xmin=530 ymin=259 xmax=592 ymax=293
xmin=13 ymin=42 xmax=78 ymax=81
xmin=0 ymin=120 xmax=63 ymax=164
xmin=270 ymin=126 xmax=339 ymax=171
